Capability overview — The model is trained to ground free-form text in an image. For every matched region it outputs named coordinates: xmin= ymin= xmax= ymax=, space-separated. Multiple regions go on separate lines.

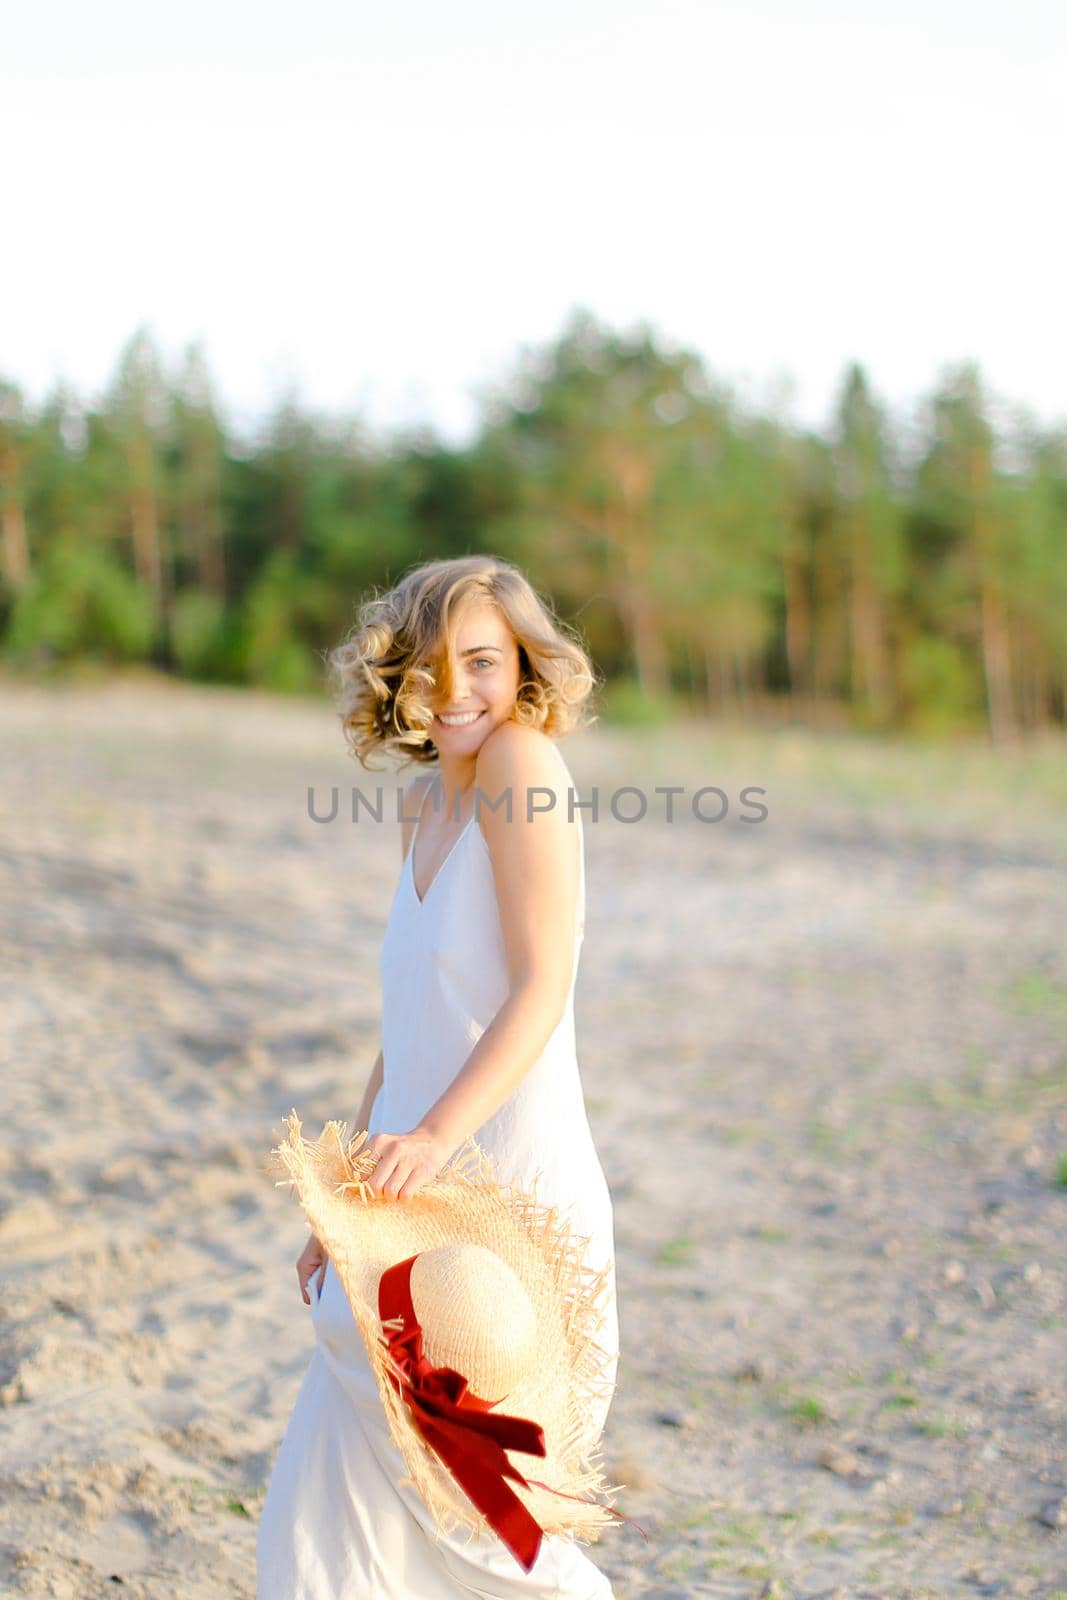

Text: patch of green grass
xmin=786 ymin=1393 xmax=830 ymax=1426
xmin=808 ymin=1120 xmax=837 ymax=1155
xmin=1007 ymin=972 xmax=1067 ymax=1018
xmin=709 ymin=1514 xmax=767 ymax=1549
xmin=871 ymin=1525 xmax=907 ymax=1547
xmin=718 ymin=1119 xmax=769 ymax=1144
xmin=807 ymin=1526 xmax=845 ymax=1547
xmin=755 ymin=1224 xmax=792 ymax=1242
xmin=886 ymin=1070 xmax=990 ymax=1111
xmin=676 ymin=1499 xmax=724 ymax=1529
xmin=659 ymin=1545 xmax=701 ymax=1579
xmin=1054 ymin=1152 xmax=1067 ymax=1187
xmin=806 ymin=1119 xmax=866 ymax=1159
xmin=915 ymin=1415 xmax=970 ymax=1438
xmin=877 ymin=1368 xmax=920 ymax=1407
xmin=657 ymin=1234 xmax=698 ymax=1265
xmin=886 ymin=1052 xmax=1067 ymax=1116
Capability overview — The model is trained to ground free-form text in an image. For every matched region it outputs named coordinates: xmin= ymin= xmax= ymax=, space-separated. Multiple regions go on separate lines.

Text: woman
xmin=257 ymin=555 xmax=620 ymax=1599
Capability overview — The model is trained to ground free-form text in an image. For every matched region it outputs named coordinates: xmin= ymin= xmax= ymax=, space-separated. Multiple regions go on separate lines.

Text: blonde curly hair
xmin=325 ymin=555 xmax=600 ymax=770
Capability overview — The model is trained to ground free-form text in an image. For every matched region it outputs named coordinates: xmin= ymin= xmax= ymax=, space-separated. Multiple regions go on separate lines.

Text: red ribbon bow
xmin=378 ymin=1254 xmax=550 ymax=1570
xmin=378 ymin=1254 xmax=644 ymax=1572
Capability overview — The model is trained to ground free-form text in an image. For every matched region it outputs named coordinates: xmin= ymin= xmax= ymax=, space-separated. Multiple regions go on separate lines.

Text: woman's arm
xmin=415 ymin=723 xmax=579 ymax=1155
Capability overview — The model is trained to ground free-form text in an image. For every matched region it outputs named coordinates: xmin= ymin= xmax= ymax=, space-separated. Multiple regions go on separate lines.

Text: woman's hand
xmin=296 ymin=1231 xmax=328 ymax=1306
xmin=362 ymin=1128 xmax=452 ymax=1202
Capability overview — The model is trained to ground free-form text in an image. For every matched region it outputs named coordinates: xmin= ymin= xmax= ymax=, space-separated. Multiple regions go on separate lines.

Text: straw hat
xmin=270 ymin=1112 xmax=628 ymax=1573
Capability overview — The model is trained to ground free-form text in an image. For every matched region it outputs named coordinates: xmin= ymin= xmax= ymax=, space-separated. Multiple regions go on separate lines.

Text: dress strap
xmin=405 ymin=775 xmax=437 ymax=881
xmin=414 ymin=772 xmax=438 ymax=841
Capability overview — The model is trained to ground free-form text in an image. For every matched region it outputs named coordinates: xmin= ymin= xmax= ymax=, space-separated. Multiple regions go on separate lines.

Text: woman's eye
xmin=474 ymin=658 xmax=494 ymax=669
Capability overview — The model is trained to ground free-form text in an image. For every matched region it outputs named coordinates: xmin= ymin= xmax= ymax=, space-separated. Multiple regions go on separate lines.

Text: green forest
xmin=1 ymin=308 xmax=1064 ymax=740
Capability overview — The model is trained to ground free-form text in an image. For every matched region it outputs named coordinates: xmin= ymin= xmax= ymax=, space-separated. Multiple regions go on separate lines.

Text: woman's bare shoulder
xmin=475 ymin=723 xmax=574 ymax=821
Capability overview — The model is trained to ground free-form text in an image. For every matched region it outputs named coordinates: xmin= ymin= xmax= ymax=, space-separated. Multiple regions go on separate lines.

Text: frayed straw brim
xmin=270 ymin=1112 xmax=622 ymax=1546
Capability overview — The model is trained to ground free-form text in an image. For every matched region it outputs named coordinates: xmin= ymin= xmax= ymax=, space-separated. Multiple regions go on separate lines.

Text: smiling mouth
xmin=434 ymin=710 xmax=486 ymax=728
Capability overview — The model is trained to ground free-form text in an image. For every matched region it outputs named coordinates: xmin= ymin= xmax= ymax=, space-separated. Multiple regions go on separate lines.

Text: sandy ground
xmin=1 ymin=674 xmax=1065 ymax=1600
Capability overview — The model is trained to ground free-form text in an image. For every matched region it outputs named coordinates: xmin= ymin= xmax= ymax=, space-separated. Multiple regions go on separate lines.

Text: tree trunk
xmin=611 ymin=446 xmax=669 ymax=702
xmin=682 ymin=638 xmax=702 ymax=713
xmin=734 ymin=645 xmax=748 ymax=712
xmin=629 ymin=585 xmax=669 ymax=700
xmin=782 ymin=539 xmax=812 ymax=713
xmin=717 ymin=649 xmax=736 ymax=716
xmin=980 ymin=580 xmax=1015 ymax=743
xmin=191 ymin=425 xmax=226 ymax=598
xmin=850 ymin=538 xmax=891 ymax=721
xmin=197 ymin=512 xmax=226 ymax=598
xmin=128 ymin=432 xmax=163 ymax=608
xmin=811 ymin=541 xmax=842 ymax=713
xmin=0 ymin=435 xmax=30 ymax=589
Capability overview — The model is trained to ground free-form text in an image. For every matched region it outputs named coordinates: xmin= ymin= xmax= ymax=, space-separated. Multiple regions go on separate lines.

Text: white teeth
xmin=437 ymin=711 xmax=482 ymax=726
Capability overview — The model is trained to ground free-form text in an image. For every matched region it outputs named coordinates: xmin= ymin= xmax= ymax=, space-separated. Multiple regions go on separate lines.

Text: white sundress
xmin=257 ymin=767 xmax=620 ymax=1599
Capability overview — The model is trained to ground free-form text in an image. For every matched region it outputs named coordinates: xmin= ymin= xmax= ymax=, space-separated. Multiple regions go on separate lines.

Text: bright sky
xmin=5 ymin=0 xmax=1064 ymax=444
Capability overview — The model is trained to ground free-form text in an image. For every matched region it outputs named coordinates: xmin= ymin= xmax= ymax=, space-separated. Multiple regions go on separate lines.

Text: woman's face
xmin=426 ymin=604 xmax=522 ymax=753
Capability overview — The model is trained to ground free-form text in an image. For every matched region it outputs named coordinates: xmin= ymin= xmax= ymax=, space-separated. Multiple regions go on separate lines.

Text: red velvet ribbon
xmin=378 ymin=1254 xmax=646 ymax=1572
